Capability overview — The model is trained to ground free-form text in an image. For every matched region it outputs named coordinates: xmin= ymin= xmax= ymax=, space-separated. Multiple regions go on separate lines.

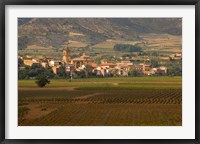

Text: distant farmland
xmin=18 ymin=77 xmax=182 ymax=126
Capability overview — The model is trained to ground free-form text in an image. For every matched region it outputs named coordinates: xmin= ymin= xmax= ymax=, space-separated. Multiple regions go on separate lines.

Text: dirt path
xmin=73 ymin=93 xmax=102 ymax=100
xmin=24 ymin=103 xmax=56 ymax=120
xmin=18 ymin=87 xmax=77 ymax=91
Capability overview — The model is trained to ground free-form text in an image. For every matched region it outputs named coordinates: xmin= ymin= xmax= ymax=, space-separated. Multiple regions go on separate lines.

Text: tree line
xmin=113 ymin=44 xmax=142 ymax=52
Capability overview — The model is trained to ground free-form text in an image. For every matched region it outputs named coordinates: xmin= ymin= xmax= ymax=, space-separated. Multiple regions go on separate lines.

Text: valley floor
xmin=18 ymin=77 xmax=182 ymax=126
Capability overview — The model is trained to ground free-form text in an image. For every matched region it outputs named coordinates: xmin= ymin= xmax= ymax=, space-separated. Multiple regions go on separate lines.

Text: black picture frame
xmin=0 ymin=0 xmax=200 ymax=143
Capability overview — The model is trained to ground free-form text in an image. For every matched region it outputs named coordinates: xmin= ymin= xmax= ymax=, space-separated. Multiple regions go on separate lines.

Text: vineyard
xmin=18 ymin=77 xmax=182 ymax=126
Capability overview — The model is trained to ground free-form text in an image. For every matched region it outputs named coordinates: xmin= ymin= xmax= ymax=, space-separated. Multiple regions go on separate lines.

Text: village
xmin=17 ymin=18 xmax=183 ymax=127
xmin=18 ymin=47 xmax=182 ymax=79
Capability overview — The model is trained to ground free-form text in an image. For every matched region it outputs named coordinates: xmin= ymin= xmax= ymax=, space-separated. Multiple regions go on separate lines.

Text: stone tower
xmin=62 ymin=47 xmax=70 ymax=63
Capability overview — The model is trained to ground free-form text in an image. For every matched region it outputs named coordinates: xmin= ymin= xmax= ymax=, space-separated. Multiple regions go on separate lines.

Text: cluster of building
xmin=19 ymin=48 xmax=169 ymax=78
xmin=169 ymin=53 xmax=182 ymax=60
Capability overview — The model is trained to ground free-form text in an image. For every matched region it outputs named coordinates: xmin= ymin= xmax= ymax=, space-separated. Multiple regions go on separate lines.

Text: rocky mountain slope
xmin=18 ymin=18 xmax=182 ymax=49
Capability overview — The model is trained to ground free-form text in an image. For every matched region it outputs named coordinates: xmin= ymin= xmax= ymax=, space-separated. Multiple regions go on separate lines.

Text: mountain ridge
xmin=18 ymin=18 xmax=182 ymax=49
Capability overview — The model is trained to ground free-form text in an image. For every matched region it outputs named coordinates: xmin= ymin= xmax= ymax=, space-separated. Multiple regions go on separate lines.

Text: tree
xmin=18 ymin=58 xmax=24 ymax=67
xmin=151 ymin=52 xmax=159 ymax=57
xmin=57 ymin=65 xmax=67 ymax=78
xmin=129 ymin=69 xmax=142 ymax=77
xmin=18 ymin=70 xmax=28 ymax=79
xmin=166 ymin=61 xmax=182 ymax=76
xmin=76 ymin=71 xmax=86 ymax=78
xmin=35 ymin=75 xmax=50 ymax=87
xmin=28 ymin=69 xmax=37 ymax=77
xmin=110 ymin=69 xmax=119 ymax=77
xmin=43 ymin=69 xmax=54 ymax=78
xmin=113 ymin=44 xmax=142 ymax=52
xmin=151 ymin=59 xmax=160 ymax=67
xmin=31 ymin=64 xmax=43 ymax=69
xmin=84 ymin=64 xmax=93 ymax=78
xmin=168 ymin=66 xmax=182 ymax=76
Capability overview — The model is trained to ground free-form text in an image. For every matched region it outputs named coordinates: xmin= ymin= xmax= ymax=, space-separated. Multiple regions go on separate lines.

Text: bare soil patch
xmin=24 ymin=103 xmax=56 ymax=120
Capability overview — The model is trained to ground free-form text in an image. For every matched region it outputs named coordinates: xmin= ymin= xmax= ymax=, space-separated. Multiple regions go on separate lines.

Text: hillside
xmin=18 ymin=18 xmax=182 ymax=50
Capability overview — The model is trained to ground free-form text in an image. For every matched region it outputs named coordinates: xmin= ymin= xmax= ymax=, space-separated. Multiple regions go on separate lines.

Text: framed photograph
xmin=0 ymin=0 xmax=199 ymax=143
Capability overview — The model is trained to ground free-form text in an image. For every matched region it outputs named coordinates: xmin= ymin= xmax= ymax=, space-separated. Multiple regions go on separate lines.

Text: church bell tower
xmin=62 ymin=43 xmax=70 ymax=63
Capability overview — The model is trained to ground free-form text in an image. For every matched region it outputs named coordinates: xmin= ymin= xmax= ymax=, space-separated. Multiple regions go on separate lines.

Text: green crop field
xmin=18 ymin=77 xmax=182 ymax=126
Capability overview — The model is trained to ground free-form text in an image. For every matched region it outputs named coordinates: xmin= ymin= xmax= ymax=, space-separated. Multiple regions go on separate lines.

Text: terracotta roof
xmin=81 ymin=55 xmax=90 ymax=58
xmin=99 ymin=63 xmax=116 ymax=66
xmin=175 ymin=53 xmax=182 ymax=57
xmin=139 ymin=63 xmax=151 ymax=67
xmin=72 ymin=57 xmax=85 ymax=61
xmin=143 ymin=71 xmax=151 ymax=74
xmin=90 ymin=63 xmax=98 ymax=67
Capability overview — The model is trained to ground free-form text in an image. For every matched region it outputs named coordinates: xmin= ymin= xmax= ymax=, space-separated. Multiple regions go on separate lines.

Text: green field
xmin=18 ymin=77 xmax=182 ymax=126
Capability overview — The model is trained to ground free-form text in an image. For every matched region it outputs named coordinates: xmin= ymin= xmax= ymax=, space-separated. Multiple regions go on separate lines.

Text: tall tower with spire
xmin=62 ymin=42 xmax=70 ymax=63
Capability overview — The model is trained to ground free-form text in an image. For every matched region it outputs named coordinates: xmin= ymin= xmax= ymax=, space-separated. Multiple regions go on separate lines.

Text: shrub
xmin=35 ymin=75 xmax=50 ymax=87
